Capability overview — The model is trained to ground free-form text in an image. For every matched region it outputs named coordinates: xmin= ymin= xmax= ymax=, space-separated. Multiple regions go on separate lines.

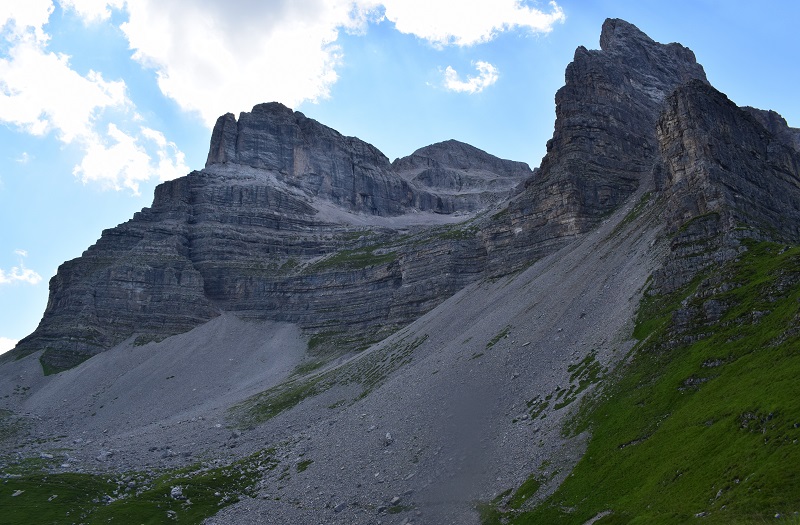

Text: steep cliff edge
xmin=483 ymin=18 xmax=708 ymax=273
xmin=652 ymin=80 xmax=800 ymax=293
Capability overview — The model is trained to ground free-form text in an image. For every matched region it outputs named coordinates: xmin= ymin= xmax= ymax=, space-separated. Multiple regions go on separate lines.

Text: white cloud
xmin=15 ymin=152 xmax=31 ymax=164
xmin=117 ymin=1 xmax=563 ymax=124
xmin=120 ymin=0 xmax=364 ymax=126
xmin=0 ymin=37 xmax=127 ymax=142
xmin=375 ymin=0 xmax=565 ymax=47
xmin=444 ymin=61 xmax=499 ymax=94
xmin=0 ymin=3 xmax=190 ymax=192
xmin=0 ymin=250 xmax=42 ymax=286
xmin=2 ymin=1 xmax=564 ymax=190
xmin=0 ymin=0 xmax=54 ymax=43
xmin=58 ymin=0 xmax=124 ymax=22
xmin=74 ymin=124 xmax=188 ymax=193
xmin=0 ymin=337 xmax=18 ymax=355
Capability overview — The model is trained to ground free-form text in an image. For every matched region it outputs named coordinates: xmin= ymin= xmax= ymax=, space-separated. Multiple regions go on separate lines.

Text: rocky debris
xmin=170 ymin=486 xmax=185 ymax=500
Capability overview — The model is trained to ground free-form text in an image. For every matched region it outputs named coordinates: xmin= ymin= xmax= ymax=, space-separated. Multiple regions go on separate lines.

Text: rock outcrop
xmin=483 ymin=18 xmax=708 ymax=273
xmin=205 ymin=103 xmax=530 ymax=215
xmin=652 ymin=80 xmax=800 ymax=292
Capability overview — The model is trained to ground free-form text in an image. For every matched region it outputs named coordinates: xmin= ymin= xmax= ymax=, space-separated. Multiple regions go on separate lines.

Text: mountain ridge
xmin=2 ymin=17 xmax=800 ymax=525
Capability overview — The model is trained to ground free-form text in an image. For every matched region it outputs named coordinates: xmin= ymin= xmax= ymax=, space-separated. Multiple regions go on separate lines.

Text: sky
xmin=1 ymin=0 xmax=799 ymax=354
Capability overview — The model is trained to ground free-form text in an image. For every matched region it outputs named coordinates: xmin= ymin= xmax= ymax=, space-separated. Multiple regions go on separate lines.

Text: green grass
xmin=238 ymin=333 xmax=430 ymax=426
xmin=487 ymin=325 xmax=512 ymax=349
xmin=507 ymin=474 xmax=543 ymax=509
xmin=485 ymin=241 xmax=800 ymax=524
xmin=296 ymin=459 xmax=313 ymax=473
xmin=306 ymin=247 xmax=396 ymax=272
xmin=0 ymin=448 xmax=276 ymax=524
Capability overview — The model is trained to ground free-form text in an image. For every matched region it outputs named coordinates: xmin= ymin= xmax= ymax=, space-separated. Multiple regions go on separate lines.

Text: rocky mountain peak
xmin=599 ymin=17 xmax=653 ymax=52
xmin=392 ymin=139 xmax=531 ymax=177
xmin=597 ymin=18 xmax=706 ymax=84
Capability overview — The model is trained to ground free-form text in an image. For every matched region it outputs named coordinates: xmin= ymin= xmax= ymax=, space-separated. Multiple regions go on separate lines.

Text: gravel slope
xmin=0 ymin=182 xmax=666 ymax=525
xmin=204 ymin=184 xmax=666 ymax=524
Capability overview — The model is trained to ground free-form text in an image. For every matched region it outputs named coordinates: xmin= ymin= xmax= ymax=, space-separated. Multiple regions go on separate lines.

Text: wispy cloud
xmin=0 ymin=249 xmax=42 ymax=285
xmin=444 ymin=61 xmax=499 ymax=94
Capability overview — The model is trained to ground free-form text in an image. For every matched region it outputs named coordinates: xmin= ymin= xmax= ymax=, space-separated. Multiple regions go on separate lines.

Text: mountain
xmin=2 ymin=18 xmax=800 ymax=525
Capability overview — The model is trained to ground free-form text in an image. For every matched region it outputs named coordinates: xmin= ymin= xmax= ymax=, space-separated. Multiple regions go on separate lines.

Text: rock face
xmin=652 ymin=80 xmax=800 ymax=292
xmin=392 ymin=139 xmax=531 ymax=211
xmin=484 ymin=18 xmax=708 ymax=272
xmin=15 ymin=115 xmax=531 ymax=370
xmin=205 ymin=103 xmax=530 ymax=215
xmin=10 ymin=18 xmax=800 ymax=374
xmin=742 ymin=107 xmax=800 ymax=153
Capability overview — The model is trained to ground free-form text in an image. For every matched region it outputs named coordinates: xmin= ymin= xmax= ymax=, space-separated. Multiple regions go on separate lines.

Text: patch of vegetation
xmin=133 ymin=333 xmax=170 ymax=347
xmin=292 ymin=360 xmax=325 ymax=377
xmin=553 ymin=352 xmax=605 ymax=411
xmin=306 ymin=330 xmax=376 ymax=356
xmin=428 ymin=224 xmax=479 ymax=242
xmin=39 ymin=353 xmax=92 ymax=376
xmin=609 ymin=191 xmax=653 ymax=238
xmin=239 ymin=376 xmax=325 ymax=426
xmin=0 ymin=412 xmax=27 ymax=444
xmin=306 ymin=247 xmax=396 ymax=273
xmin=238 ymin=333 xmax=430 ymax=426
xmin=296 ymin=459 xmax=313 ymax=473
xmin=526 ymin=396 xmax=550 ymax=421
xmin=507 ymin=474 xmax=543 ymax=510
xmin=0 ymin=448 xmax=277 ymax=525
xmin=485 ymin=241 xmax=800 ymax=524
xmin=492 ymin=207 xmax=510 ymax=220
xmin=486 ymin=325 xmax=512 ymax=349
xmin=352 ymin=334 xmax=429 ymax=398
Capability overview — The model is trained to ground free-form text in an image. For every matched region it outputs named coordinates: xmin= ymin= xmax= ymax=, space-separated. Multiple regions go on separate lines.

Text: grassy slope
xmin=490 ymin=242 xmax=800 ymax=524
xmin=0 ymin=449 xmax=275 ymax=525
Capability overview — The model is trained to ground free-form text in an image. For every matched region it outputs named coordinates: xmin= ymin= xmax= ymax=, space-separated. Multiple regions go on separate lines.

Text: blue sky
xmin=1 ymin=0 xmax=799 ymax=353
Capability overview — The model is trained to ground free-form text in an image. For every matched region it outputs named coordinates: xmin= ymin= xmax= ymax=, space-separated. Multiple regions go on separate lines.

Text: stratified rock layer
xmin=16 ymin=125 xmax=529 ymax=369
xmin=652 ymin=80 xmax=800 ymax=292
